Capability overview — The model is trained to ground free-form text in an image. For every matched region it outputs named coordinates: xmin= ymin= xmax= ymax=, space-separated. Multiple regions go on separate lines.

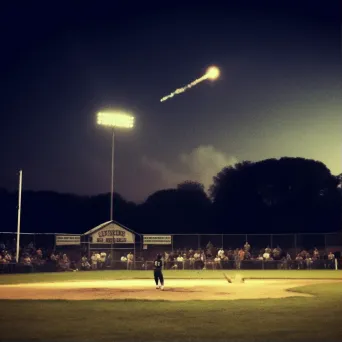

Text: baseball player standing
xmin=154 ymin=254 xmax=164 ymax=290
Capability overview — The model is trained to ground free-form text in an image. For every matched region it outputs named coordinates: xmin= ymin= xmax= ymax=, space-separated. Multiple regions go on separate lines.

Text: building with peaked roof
xmin=83 ymin=220 xmax=141 ymax=260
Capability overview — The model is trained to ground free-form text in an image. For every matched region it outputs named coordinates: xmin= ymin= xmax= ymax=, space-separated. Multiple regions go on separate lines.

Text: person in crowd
xmin=295 ymin=253 xmax=304 ymax=269
xmin=105 ymin=252 xmax=112 ymax=267
xmin=50 ymin=252 xmax=57 ymax=262
xmin=206 ymin=241 xmax=213 ymax=250
xmin=328 ymin=252 xmax=335 ymax=269
xmin=194 ymin=250 xmax=200 ymax=269
xmin=95 ymin=251 xmax=101 ymax=266
xmin=0 ymin=254 xmax=7 ymax=264
xmin=313 ymin=247 xmax=320 ymax=259
xmin=285 ymin=252 xmax=292 ymax=269
xmin=127 ymin=252 xmax=134 ymax=270
xmin=244 ymin=242 xmax=251 ymax=252
xmin=244 ymin=250 xmax=251 ymax=260
xmin=58 ymin=254 xmax=72 ymax=271
xmin=189 ymin=254 xmax=195 ymax=269
xmin=81 ymin=256 xmax=91 ymax=270
xmin=214 ymin=255 xmax=221 ymax=269
xmin=121 ymin=255 xmax=128 ymax=262
xmin=99 ymin=251 xmax=107 ymax=269
xmin=234 ymin=249 xmax=240 ymax=269
xmin=206 ymin=241 xmax=213 ymax=258
xmin=36 ymin=248 xmax=43 ymax=259
xmin=91 ymin=252 xmax=98 ymax=270
xmin=237 ymin=248 xmax=245 ymax=269
xmin=22 ymin=253 xmax=33 ymax=272
xmin=272 ymin=246 xmax=282 ymax=260
xmin=306 ymin=256 xmax=313 ymax=270
xmin=176 ymin=254 xmax=184 ymax=269
xmin=263 ymin=250 xmax=270 ymax=260
xmin=200 ymin=250 xmax=206 ymax=270
xmin=4 ymin=251 xmax=12 ymax=263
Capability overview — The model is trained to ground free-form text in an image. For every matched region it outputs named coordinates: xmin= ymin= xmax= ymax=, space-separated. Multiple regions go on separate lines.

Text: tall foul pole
xmin=110 ymin=129 xmax=115 ymax=221
xmin=16 ymin=170 xmax=23 ymax=263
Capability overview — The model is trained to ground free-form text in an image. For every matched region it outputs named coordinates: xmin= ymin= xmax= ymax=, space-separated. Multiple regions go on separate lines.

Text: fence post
xmin=294 ymin=234 xmax=297 ymax=255
xmin=198 ymin=234 xmax=200 ymax=250
xmin=133 ymin=241 xmax=136 ymax=270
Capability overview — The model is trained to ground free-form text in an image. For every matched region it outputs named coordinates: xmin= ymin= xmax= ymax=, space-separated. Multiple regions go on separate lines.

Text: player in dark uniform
xmin=154 ymin=254 xmax=164 ymax=290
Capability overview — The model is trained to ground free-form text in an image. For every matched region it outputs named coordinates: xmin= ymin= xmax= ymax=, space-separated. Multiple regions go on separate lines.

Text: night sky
xmin=1 ymin=2 xmax=341 ymax=202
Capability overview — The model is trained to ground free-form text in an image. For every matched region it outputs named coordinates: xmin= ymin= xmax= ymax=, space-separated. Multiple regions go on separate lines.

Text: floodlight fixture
xmin=97 ymin=112 xmax=134 ymax=129
xmin=96 ymin=110 xmax=135 ymax=222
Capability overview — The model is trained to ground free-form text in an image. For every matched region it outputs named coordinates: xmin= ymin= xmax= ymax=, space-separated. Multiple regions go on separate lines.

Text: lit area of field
xmin=0 ymin=269 xmax=341 ymax=284
xmin=0 ymin=270 xmax=341 ymax=341
xmin=2 ymin=278 xmax=341 ymax=301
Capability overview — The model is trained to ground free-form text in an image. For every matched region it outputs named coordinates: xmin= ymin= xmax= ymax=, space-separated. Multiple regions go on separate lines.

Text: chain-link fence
xmin=169 ymin=232 xmax=342 ymax=253
xmin=1 ymin=232 xmax=341 ymax=252
xmin=0 ymin=231 xmax=85 ymax=262
xmin=1 ymin=231 xmax=341 ymax=275
xmin=0 ymin=232 xmax=56 ymax=250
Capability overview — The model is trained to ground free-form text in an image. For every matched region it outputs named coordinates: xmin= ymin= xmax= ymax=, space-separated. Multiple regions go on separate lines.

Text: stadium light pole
xmin=96 ymin=112 xmax=134 ymax=222
xmin=16 ymin=170 xmax=23 ymax=263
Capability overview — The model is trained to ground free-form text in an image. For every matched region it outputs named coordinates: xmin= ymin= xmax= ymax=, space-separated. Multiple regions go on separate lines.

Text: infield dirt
xmin=0 ymin=279 xmax=340 ymax=301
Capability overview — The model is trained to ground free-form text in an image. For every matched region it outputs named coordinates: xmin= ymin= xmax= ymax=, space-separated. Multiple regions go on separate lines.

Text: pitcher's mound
xmin=0 ymin=279 xmax=340 ymax=301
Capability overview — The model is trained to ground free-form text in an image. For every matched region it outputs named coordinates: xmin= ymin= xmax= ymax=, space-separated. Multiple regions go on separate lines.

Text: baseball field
xmin=0 ymin=269 xmax=341 ymax=341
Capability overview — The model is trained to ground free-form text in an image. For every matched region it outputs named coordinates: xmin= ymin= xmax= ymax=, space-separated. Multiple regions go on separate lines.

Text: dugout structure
xmin=83 ymin=220 xmax=141 ymax=263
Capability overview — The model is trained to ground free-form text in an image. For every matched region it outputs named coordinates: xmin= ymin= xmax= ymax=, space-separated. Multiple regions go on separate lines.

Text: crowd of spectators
xmin=136 ymin=241 xmax=339 ymax=270
xmin=0 ymin=239 xmax=339 ymax=273
xmin=0 ymin=240 xmax=117 ymax=273
xmin=0 ymin=240 xmax=81 ymax=273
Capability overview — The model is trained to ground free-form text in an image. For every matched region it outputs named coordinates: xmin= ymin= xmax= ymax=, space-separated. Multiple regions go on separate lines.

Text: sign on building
xmin=143 ymin=235 xmax=172 ymax=245
xmin=91 ymin=223 xmax=135 ymax=244
xmin=55 ymin=235 xmax=81 ymax=246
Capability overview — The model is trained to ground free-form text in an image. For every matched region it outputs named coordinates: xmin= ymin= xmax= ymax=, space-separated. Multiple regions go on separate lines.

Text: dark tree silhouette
xmin=0 ymin=158 xmax=341 ymax=236
xmin=139 ymin=184 xmax=211 ymax=234
xmin=210 ymin=158 xmax=341 ymax=233
xmin=337 ymin=174 xmax=342 ymax=202
xmin=0 ymin=190 xmax=135 ymax=234
xmin=177 ymin=181 xmax=205 ymax=193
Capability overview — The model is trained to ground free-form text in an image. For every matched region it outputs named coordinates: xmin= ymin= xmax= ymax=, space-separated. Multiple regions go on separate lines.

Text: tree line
xmin=0 ymin=157 xmax=341 ymax=235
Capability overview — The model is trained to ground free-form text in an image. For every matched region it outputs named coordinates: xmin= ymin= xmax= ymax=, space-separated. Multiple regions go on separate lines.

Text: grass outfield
xmin=0 ymin=283 xmax=341 ymax=341
xmin=0 ymin=269 xmax=341 ymax=284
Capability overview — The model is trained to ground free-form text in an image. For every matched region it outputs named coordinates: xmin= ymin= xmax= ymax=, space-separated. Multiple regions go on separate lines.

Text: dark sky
xmin=1 ymin=1 xmax=341 ymax=202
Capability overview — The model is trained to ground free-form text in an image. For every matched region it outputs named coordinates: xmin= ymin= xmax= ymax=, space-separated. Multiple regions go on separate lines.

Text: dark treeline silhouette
xmin=1 ymin=157 xmax=341 ymax=235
